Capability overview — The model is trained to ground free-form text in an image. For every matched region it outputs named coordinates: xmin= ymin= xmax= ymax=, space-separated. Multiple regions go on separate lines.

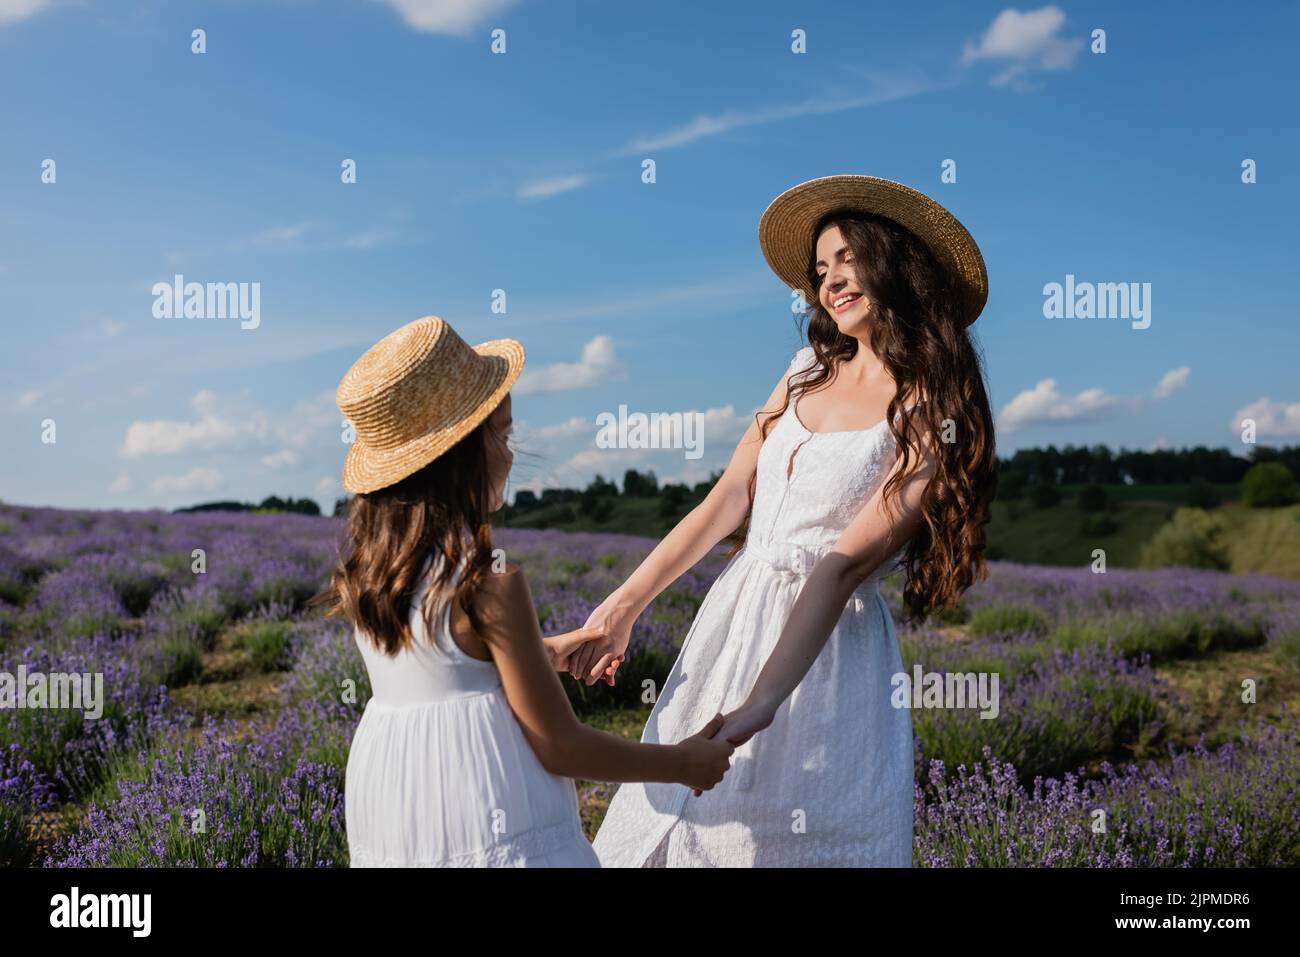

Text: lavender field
xmin=1 ymin=503 xmax=1298 ymax=867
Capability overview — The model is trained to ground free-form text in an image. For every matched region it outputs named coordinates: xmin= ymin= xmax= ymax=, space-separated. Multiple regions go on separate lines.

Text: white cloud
xmin=511 ymin=404 xmax=750 ymax=494
xmin=8 ymin=389 xmax=41 ymax=413
xmin=1232 ymin=398 xmax=1300 ymax=438
xmin=262 ymin=449 xmax=301 ymax=469
xmin=239 ymin=222 xmax=318 ymax=250
xmin=375 ymin=0 xmax=522 ymax=37
xmin=961 ymin=6 xmax=1084 ymax=88
xmin=515 ymin=416 xmax=591 ymax=445
xmin=121 ymin=390 xmax=262 ymax=458
xmin=121 ymin=388 xmax=337 ymax=458
xmin=515 ymin=336 xmax=622 ymax=395
xmin=0 ymin=0 xmax=56 ymax=26
xmin=998 ymin=378 xmax=1131 ymax=432
xmin=151 ymin=467 xmax=223 ymax=493
xmin=109 ymin=472 xmax=132 ymax=494
xmin=1152 ymin=366 xmax=1190 ymax=400
xmin=315 ymin=475 xmax=340 ymax=498
xmin=516 ymin=174 xmax=590 ymax=201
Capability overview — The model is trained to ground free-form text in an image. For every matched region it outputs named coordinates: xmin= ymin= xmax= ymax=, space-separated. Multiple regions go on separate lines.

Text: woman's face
xmin=483 ymin=393 xmax=514 ymax=512
xmin=814 ymin=225 xmax=871 ymax=336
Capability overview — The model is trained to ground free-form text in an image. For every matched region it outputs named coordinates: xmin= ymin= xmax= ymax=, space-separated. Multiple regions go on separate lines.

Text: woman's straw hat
xmin=758 ymin=175 xmax=988 ymax=326
xmin=336 ymin=316 xmax=525 ymax=494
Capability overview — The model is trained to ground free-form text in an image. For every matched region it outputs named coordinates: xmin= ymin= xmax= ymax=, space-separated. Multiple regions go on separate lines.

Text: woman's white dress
xmin=345 ymin=558 xmax=599 ymax=867
xmin=592 ymin=345 xmax=916 ymax=867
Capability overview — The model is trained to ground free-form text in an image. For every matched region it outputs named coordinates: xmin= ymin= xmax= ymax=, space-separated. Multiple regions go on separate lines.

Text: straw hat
xmin=758 ymin=175 xmax=988 ymax=326
xmin=336 ymin=316 xmax=525 ymax=494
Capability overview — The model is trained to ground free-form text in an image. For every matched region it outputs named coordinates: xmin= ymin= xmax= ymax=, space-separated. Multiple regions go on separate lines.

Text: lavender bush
xmin=3 ymin=504 xmax=1298 ymax=867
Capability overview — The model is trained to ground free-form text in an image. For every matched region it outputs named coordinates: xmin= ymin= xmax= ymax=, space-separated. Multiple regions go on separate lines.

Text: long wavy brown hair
xmin=732 ymin=209 xmax=997 ymax=624
xmin=311 ymin=422 xmax=501 ymax=656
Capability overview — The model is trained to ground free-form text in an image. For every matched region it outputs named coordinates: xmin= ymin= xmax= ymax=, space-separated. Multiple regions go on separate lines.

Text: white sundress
xmin=345 ymin=557 xmax=599 ymax=867
xmin=592 ymin=345 xmax=917 ymax=868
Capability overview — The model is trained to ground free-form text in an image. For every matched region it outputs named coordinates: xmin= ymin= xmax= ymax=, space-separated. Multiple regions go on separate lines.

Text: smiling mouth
xmin=832 ymin=293 xmax=862 ymax=314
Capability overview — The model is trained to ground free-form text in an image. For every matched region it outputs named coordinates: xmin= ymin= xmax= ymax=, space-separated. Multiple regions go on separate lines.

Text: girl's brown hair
xmin=733 ymin=209 xmax=997 ymax=624
xmin=312 ymin=419 xmax=501 ymax=656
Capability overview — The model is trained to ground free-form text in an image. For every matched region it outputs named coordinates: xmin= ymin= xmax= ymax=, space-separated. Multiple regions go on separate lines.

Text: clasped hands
xmin=543 ymin=595 xmax=776 ymax=768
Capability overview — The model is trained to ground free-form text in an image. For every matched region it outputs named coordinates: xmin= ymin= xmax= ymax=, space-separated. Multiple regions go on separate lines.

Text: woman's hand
xmin=541 ymin=626 xmax=607 ymax=672
xmin=715 ymin=698 xmax=777 ymax=748
xmin=568 ymin=591 xmax=637 ymax=686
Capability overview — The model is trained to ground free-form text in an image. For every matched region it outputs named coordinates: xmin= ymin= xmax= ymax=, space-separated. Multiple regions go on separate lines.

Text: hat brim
xmin=341 ymin=338 xmax=525 ymax=495
xmin=758 ymin=175 xmax=988 ymax=326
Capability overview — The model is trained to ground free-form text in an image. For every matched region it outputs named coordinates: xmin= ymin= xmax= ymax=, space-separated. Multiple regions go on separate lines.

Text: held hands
xmin=714 ymin=699 xmax=776 ymax=748
xmin=567 ymin=591 xmax=636 ymax=686
xmin=677 ymin=714 xmax=735 ymax=795
xmin=541 ymin=626 xmax=608 ymax=672
xmin=682 ymin=702 xmax=775 ymax=796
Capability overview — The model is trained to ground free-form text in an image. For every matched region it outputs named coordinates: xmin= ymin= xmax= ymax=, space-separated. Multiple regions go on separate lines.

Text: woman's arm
xmin=569 ymin=368 xmax=796 ymax=685
xmin=718 ymin=415 xmax=939 ymax=745
xmin=471 ymin=564 xmax=734 ymax=789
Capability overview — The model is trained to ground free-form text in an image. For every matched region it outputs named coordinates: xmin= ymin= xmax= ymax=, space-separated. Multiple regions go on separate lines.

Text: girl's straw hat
xmin=758 ymin=174 xmax=988 ymax=326
xmin=336 ymin=316 xmax=525 ymax=494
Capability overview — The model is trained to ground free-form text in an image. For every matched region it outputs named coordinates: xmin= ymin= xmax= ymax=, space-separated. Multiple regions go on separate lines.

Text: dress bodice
xmin=353 ymin=555 xmax=502 ymax=706
xmin=747 ymin=346 xmax=915 ymax=582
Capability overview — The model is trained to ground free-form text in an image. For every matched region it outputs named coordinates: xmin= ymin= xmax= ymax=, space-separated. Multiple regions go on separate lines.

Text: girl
xmin=578 ymin=175 xmax=997 ymax=867
xmin=320 ymin=316 xmax=734 ymax=867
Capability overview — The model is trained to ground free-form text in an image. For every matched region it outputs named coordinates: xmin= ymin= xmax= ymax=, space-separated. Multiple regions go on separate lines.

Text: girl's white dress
xmin=593 ymin=345 xmax=916 ymax=867
xmin=345 ymin=559 xmax=599 ymax=867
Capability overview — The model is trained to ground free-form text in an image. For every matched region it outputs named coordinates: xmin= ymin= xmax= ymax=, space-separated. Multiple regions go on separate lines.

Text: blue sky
xmin=1 ymin=0 xmax=1297 ymax=511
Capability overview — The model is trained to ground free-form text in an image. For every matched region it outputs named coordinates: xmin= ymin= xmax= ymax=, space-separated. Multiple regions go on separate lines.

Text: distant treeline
xmin=997 ymin=443 xmax=1299 ymax=487
xmin=201 ymin=443 xmax=1299 ymax=521
xmin=175 ymin=495 xmax=322 ymax=516
xmin=506 ymin=443 xmax=1300 ymax=509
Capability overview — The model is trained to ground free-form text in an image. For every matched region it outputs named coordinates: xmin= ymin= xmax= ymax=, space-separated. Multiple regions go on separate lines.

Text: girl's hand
xmin=676 ymin=714 xmax=735 ymax=794
xmin=569 ymin=591 xmax=636 ymax=686
xmin=541 ymin=626 xmax=607 ymax=672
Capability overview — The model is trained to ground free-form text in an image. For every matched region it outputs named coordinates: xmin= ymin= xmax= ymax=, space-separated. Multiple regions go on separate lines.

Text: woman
xmin=577 ymin=175 xmax=997 ymax=867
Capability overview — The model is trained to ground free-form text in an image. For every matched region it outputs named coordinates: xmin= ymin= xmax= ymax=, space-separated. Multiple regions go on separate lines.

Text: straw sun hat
xmin=336 ymin=316 xmax=525 ymax=494
xmin=758 ymin=174 xmax=988 ymax=326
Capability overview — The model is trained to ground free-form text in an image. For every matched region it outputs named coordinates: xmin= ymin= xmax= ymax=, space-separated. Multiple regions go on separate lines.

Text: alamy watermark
xmin=0 ymin=666 xmax=104 ymax=719
xmin=891 ymin=665 xmax=1000 ymax=718
xmin=1043 ymin=274 xmax=1150 ymax=329
xmin=152 ymin=274 xmax=260 ymax=330
xmin=595 ymin=405 xmax=704 ymax=460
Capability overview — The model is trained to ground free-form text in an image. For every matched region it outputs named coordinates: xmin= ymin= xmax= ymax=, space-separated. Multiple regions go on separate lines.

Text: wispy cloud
xmin=961 ymin=6 xmax=1084 ymax=89
xmin=151 ymin=467 xmax=223 ymax=494
xmin=375 ymin=0 xmax=522 ymax=38
xmin=7 ymin=389 xmax=43 ymax=414
xmin=609 ymin=74 xmax=943 ymax=156
xmin=1152 ymin=367 xmax=1190 ymax=400
xmin=515 ymin=269 xmax=775 ymax=325
xmin=516 ymin=174 xmax=591 ymax=201
xmin=0 ymin=0 xmax=57 ymax=26
xmin=233 ymin=221 xmax=400 ymax=252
